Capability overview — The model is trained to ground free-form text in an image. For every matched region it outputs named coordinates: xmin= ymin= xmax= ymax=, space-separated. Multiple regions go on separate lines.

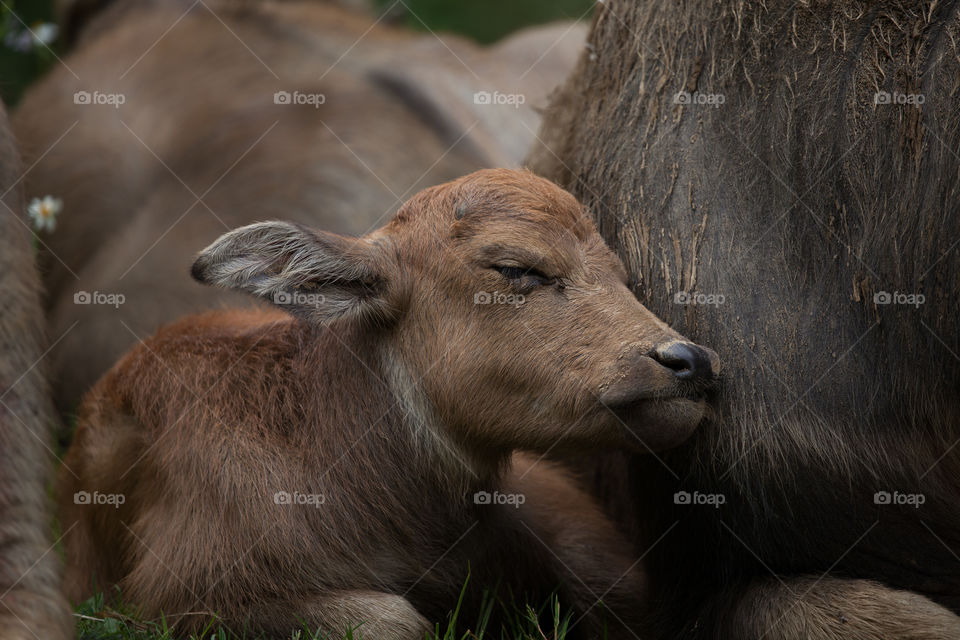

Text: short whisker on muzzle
xmin=673 ymin=376 xmax=720 ymax=400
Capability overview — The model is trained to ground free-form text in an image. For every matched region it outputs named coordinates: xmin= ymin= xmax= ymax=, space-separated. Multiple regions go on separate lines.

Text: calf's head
xmin=192 ymin=169 xmax=719 ymax=456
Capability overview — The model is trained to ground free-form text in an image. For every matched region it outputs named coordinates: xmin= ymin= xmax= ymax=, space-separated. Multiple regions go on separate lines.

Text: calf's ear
xmin=191 ymin=221 xmax=395 ymax=325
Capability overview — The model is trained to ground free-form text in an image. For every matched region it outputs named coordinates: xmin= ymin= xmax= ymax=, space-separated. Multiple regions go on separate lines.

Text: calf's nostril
xmin=652 ymin=341 xmax=714 ymax=381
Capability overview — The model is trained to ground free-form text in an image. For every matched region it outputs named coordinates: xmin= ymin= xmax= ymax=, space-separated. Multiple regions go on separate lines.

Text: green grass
xmin=74 ymin=582 xmax=575 ymax=640
xmin=371 ymin=0 xmax=593 ymax=45
xmin=0 ymin=0 xmax=57 ymax=106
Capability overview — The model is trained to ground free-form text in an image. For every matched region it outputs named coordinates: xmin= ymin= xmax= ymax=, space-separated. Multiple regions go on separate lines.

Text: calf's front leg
xmin=505 ymin=453 xmax=648 ymax=638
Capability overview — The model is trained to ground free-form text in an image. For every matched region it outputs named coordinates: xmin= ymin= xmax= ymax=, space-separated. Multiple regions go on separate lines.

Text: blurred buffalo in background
xmin=14 ymin=0 xmax=586 ymax=414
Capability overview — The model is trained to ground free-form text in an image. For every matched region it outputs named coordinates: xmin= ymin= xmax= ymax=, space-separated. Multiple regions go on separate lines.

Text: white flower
xmin=27 ymin=195 xmax=62 ymax=232
xmin=31 ymin=23 xmax=59 ymax=47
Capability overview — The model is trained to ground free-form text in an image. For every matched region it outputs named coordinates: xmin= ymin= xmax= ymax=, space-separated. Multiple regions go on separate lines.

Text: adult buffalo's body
xmin=529 ymin=2 xmax=960 ymax=638
xmin=14 ymin=0 xmax=585 ymax=413
xmin=0 ymin=105 xmax=72 ymax=639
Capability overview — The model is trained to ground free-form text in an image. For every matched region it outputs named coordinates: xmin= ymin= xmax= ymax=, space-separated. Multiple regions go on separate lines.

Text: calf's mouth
xmin=596 ymin=343 xmax=720 ymax=450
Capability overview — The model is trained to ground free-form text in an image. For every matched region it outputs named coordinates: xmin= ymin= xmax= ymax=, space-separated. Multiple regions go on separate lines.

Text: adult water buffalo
xmin=0 ymin=105 xmax=72 ymax=640
xmin=14 ymin=0 xmax=585 ymax=414
xmin=529 ymin=2 xmax=960 ymax=638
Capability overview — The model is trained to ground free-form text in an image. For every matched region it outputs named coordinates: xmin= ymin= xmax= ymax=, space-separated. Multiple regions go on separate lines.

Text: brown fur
xmin=59 ymin=169 xmax=719 ymax=638
xmin=528 ymin=1 xmax=960 ymax=638
xmin=0 ymin=106 xmax=73 ymax=639
xmin=13 ymin=0 xmax=586 ymax=414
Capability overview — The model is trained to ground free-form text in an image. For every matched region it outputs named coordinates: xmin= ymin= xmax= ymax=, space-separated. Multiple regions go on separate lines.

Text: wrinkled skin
xmin=529 ymin=1 xmax=960 ymax=639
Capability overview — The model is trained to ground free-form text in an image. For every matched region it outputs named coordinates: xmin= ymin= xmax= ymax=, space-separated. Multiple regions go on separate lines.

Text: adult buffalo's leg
xmin=698 ymin=576 xmax=960 ymax=640
xmin=0 ymin=105 xmax=73 ymax=638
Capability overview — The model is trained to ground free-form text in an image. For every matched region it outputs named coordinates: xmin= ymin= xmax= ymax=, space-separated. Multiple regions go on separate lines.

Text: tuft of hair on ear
xmin=191 ymin=221 xmax=396 ymax=326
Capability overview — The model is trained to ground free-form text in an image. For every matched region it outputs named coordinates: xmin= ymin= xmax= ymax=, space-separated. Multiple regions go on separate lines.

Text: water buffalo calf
xmin=59 ymin=169 xmax=720 ymax=638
